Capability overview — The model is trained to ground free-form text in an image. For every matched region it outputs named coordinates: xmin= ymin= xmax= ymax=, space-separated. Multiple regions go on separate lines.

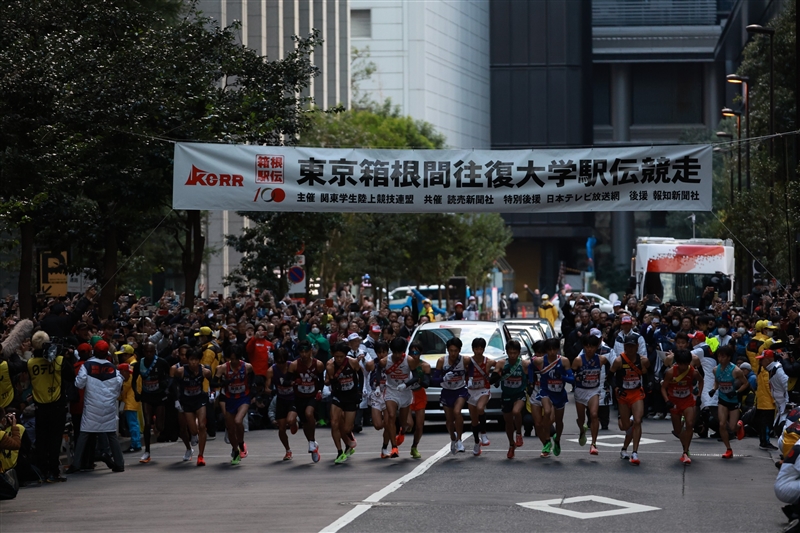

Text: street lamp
xmin=716 ymin=131 xmax=734 ymax=204
xmin=721 ymin=108 xmax=741 ymax=196
xmin=747 ymin=24 xmax=775 ymax=198
xmin=726 ymin=74 xmax=750 ymax=189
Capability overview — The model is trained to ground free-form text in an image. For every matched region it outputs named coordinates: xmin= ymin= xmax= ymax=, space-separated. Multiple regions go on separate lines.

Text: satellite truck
xmin=632 ymin=237 xmax=735 ymax=308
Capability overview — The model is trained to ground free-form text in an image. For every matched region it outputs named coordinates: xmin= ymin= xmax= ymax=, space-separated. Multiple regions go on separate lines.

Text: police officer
xmin=27 ymin=331 xmax=75 ymax=483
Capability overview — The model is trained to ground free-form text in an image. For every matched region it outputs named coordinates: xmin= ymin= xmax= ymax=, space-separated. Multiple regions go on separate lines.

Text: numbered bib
xmin=143 ymin=379 xmax=159 ymax=392
xmin=622 ymin=376 xmax=641 ymax=389
xmin=672 ymin=388 xmax=690 ymax=399
xmin=277 ymin=385 xmax=294 ymax=396
xmin=719 ymin=382 xmax=734 ymax=394
xmin=547 ymin=380 xmax=563 ymax=393
xmin=183 ymin=385 xmax=202 ymax=397
xmin=504 ymin=376 xmax=522 ymax=388
xmin=469 ymin=377 xmax=486 ymax=390
xmin=298 ymin=383 xmax=315 ymax=394
xmin=228 ymin=384 xmax=245 ymax=394
xmin=339 ymin=377 xmax=355 ymax=391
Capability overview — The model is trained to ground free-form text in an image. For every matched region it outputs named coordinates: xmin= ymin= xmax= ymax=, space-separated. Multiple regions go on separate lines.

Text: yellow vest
xmin=0 ymin=361 xmax=13 ymax=409
xmin=27 ymin=356 xmax=64 ymax=404
xmin=756 ymin=366 xmax=776 ymax=410
xmin=746 ymin=333 xmax=768 ymax=368
xmin=0 ymin=424 xmax=24 ymax=472
xmin=200 ymin=342 xmax=221 ymax=392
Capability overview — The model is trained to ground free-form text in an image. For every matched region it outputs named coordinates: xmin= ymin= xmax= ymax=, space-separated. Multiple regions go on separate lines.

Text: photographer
xmin=27 ymin=331 xmax=75 ymax=483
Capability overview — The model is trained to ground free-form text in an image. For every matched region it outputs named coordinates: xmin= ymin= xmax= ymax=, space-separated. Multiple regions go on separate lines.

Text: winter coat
xmin=75 ymin=357 xmax=123 ymax=433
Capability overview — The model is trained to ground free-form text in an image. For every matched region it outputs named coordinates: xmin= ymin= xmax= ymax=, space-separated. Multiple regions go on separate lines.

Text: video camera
xmin=41 ymin=336 xmax=71 ymax=362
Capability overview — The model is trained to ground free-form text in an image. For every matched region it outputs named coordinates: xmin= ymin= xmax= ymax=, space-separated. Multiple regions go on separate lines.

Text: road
xmin=0 ymin=403 xmax=786 ymax=533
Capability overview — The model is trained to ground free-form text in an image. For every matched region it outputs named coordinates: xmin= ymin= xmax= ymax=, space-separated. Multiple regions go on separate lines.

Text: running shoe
xmin=197 ymin=456 xmax=205 ymax=467
xmin=450 ymin=440 xmax=457 ymax=455
xmin=345 ymin=446 xmax=356 ymax=457
xmin=139 ymin=452 xmax=151 ymax=464
xmin=334 ymin=451 xmax=348 ymax=464
xmin=290 ymin=421 xmax=298 ymax=435
xmin=311 ymin=443 xmax=320 ymax=463
xmin=473 ymin=442 xmax=482 ymax=456
xmin=456 ymin=440 xmax=465 ymax=453
xmin=183 ymin=448 xmax=193 ymax=462
xmin=224 ymin=431 xmax=230 ymax=444
xmin=318 ymin=419 xmax=328 ymax=427
xmin=680 ymin=453 xmax=692 ymax=465
xmin=736 ymin=420 xmax=745 ymax=441
xmin=553 ymin=438 xmax=561 ymax=457
xmin=542 ymin=441 xmax=552 ymax=455
xmin=190 ymin=434 xmax=199 ymax=447
xmin=507 ymin=446 xmax=515 ymax=459
xmin=410 ymin=447 xmax=421 ymax=459
xmin=590 ymin=445 xmax=599 ymax=455
xmin=620 ymin=449 xmax=630 ymax=460
xmin=578 ymin=426 xmax=587 ymax=447
xmin=347 ymin=432 xmax=357 ymax=449
xmin=515 ymin=433 xmax=524 ymax=448
xmin=629 ymin=452 xmax=640 ymax=465
xmin=480 ymin=434 xmax=490 ymax=446
xmin=760 ymin=442 xmax=779 ymax=451
xmin=722 ymin=449 xmax=734 ymax=459
xmin=231 ymin=450 xmax=241 ymax=465
xmin=283 ymin=451 xmax=293 ymax=461
xmin=390 ymin=447 xmax=399 ymax=458
xmin=239 ymin=442 xmax=248 ymax=459
xmin=381 ymin=448 xmax=390 ymax=459
xmin=396 ymin=431 xmax=405 ymax=446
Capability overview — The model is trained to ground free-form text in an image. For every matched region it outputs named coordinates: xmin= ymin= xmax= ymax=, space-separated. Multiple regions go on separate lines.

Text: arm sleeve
xmin=420 ymin=372 xmax=431 ymax=389
xmin=562 ymin=367 xmax=576 ymax=385
xmin=638 ymin=336 xmax=647 ymax=359
xmin=430 ymin=368 xmax=443 ymax=387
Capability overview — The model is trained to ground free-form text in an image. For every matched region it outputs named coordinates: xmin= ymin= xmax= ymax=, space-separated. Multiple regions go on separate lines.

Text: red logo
xmin=256 ymin=155 xmax=284 ymax=184
xmin=253 ymin=187 xmax=286 ymax=203
xmin=185 ymin=165 xmax=244 ymax=187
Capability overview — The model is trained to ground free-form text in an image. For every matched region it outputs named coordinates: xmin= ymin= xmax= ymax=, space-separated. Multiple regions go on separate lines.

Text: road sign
xmin=39 ymin=251 xmax=68 ymax=297
xmin=288 ymin=261 xmax=306 ymax=295
xmin=518 ymin=495 xmax=660 ymax=519
xmin=288 ymin=266 xmax=305 ymax=284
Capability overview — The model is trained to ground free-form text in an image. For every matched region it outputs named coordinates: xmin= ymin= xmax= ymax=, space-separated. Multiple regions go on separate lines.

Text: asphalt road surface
xmin=0 ymin=403 xmax=786 ymax=533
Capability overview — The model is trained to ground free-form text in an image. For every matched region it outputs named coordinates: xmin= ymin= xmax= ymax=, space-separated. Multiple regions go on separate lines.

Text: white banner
xmin=172 ymin=143 xmax=712 ymax=213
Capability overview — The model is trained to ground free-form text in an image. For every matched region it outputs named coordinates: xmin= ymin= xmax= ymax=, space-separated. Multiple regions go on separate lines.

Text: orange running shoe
xmin=396 ymin=431 xmax=405 ymax=446
xmin=736 ymin=420 xmax=745 ymax=441
xmin=515 ymin=433 xmax=523 ymax=448
xmin=283 ymin=451 xmax=293 ymax=461
xmin=680 ymin=453 xmax=692 ymax=465
xmin=390 ymin=447 xmax=399 ymax=458
xmin=196 ymin=455 xmax=206 ymax=467
xmin=507 ymin=446 xmax=515 ymax=459
xmin=722 ymin=449 xmax=733 ymax=459
xmin=590 ymin=445 xmax=599 ymax=456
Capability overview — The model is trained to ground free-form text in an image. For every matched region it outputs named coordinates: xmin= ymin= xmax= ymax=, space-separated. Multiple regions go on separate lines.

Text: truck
xmin=633 ymin=237 xmax=735 ymax=307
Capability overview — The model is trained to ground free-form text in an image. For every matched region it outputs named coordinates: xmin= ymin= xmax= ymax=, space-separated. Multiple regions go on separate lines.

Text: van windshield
xmin=643 ymin=272 xmax=729 ymax=307
xmin=413 ymin=324 xmax=505 ymax=359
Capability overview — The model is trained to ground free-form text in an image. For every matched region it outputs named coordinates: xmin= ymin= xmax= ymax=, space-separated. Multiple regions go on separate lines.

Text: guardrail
xmin=593 ymin=0 xmax=718 ymax=27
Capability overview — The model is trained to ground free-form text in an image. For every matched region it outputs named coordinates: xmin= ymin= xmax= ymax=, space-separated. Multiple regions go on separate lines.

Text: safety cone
xmin=522 ymin=305 xmax=527 ymax=318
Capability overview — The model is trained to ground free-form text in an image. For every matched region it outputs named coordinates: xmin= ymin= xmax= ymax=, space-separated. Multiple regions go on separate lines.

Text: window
xmin=632 ymin=63 xmax=703 ymax=124
xmin=593 ymin=64 xmax=611 ymax=125
xmin=351 ymin=9 xmax=371 ymax=38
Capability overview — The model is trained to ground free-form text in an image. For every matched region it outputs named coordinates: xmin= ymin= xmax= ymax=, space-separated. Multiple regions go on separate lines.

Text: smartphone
xmin=181 ymin=308 xmax=190 ymax=316
xmin=325 ymin=298 xmax=334 ymax=308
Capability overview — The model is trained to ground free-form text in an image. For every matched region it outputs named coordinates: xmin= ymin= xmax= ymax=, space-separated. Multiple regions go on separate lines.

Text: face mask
xmin=737 ymin=327 xmax=746 ymax=335
xmin=575 ymin=321 xmax=582 ymax=328
xmin=267 ymin=333 xmax=275 ymax=339
xmin=340 ymin=323 xmax=347 ymax=329
xmin=311 ymin=327 xmax=320 ymax=335
xmin=767 ymin=330 xmax=774 ymax=338
xmin=652 ymin=319 xmax=660 ymax=326
xmin=672 ymin=320 xmax=680 ymax=327
xmin=717 ymin=328 xmax=727 ymax=336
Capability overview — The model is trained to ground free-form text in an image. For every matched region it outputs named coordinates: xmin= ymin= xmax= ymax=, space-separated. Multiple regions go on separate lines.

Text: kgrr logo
xmin=253 ymin=187 xmax=286 ymax=203
xmin=185 ymin=165 xmax=244 ymax=186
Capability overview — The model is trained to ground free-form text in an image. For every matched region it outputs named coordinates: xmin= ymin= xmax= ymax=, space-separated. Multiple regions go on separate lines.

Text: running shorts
xmin=540 ymin=389 xmax=568 ymax=410
xmin=225 ymin=395 xmax=250 ymax=414
xmin=384 ymin=387 xmax=413 ymax=409
xmin=573 ymin=386 xmax=601 ymax=407
xmin=332 ymin=397 xmax=359 ymax=412
xmin=502 ymin=392 xmax=526 ymax=413
xmin=275 ymin=397 xmax=297 ymax=420
xmin=616 ymin=387 xmax=645 ymax=407
xmin=180 ymin=396 xmax=208 ymax=413
xmin=467 ymin=388 xmax=490 ymax=406
xmin=718 ymin=398 xmax=740 ymax=411
xmin=411 ymin=388 xmax=427 ymax=412
xmin=439 ymin=387 xmax=469 ymax=408
xmin=369 ymin=389 xmax=386 ymax=411
xmin=295 ymin=396 xmax=318 ymax=415
xmin=141 ymin=394 xmax=167 ymax=408
xmin=669 ymin=396 xmax=696 ymax=416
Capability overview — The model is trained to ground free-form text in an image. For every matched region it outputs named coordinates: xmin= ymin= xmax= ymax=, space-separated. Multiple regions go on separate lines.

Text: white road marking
xmin=319 ymin=440 xmax=455 ymax=533
xmin=566 ymin=435 xmax=664 ymax=447
xmin=518 ymin=495 xmax=660 ymax=519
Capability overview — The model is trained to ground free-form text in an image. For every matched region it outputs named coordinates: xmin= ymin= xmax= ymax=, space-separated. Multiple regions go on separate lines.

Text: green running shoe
xmin=410 ymin=447 xmax=421 ymax=459
xmin=542 ymin=440 xmax=552 ymax=454
xmin=334 ymin=451 xmax=348 ymax=464
xmin=553 ymin=434 xmax=561 ymax=456
xmin=578 ymin=426 xmax=587 ymax=447
xmin=231 ymin=450 xmax=241 ymax=465
xmin=345 ymin=446 xmax=356 ymax=457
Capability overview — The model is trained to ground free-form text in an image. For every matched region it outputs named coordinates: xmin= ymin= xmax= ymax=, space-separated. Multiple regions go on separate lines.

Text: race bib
xmin=547 ymin=380 xmax=563 ymax=393
xmin=672 ymin=388 xmax=690 ymax=398
xmin=504 ymin=376 xmax=522 ymax=388
xmin=469 ymin=377 xmax=485 ymax=389
xmin=581 ymin=370 xmax=600 ymax=388
xmin=339 ymin=377 xmax=354 ymax=391
xmin=298 ymin=383 xmax=315 ymax=394
xmin=623 ymin=376 xmax=641 ymax=389
xmin=228 ymin=384 xmax=245 ymax=394
xmin=719 ymin=382 xmax=734 ymax=394
xmin=184 ymin=385 xmax=202 ymax=397
xmin=143 ymin=379 xmax=159 ymax=392
xmin=277 ymin=385 xmax=294 ymax=396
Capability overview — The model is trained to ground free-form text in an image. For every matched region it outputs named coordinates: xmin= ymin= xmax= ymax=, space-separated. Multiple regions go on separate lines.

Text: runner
xmin=526 ymin=340 xmax=546 ymax=446
xmin=436 ymin=337 xmax=471 ymax=455
xmin=326 ymin=342 xmax=363 ymax=464
xmin=170 ymin=349 xmax=212 ymax=466
xmin=406 ymin=341 xmax=431 ymax=459
xmin=213 ymin=345 xmax=254 ymax=465
xmin=466 ymin=337 xmax=495 ymax=456
xmin=532 ymin=338 xmax=574 ymax=458
xmin=380 ymin=337 xmax=419 ymax=458
xmin=661 ymin=349 xmax=702 ymax=464
xmin=132 ymin=342 xmax=171 ymax=464
xmin=289 ymin=340 xmax=325 ymax=463
xmin=269 ymin=347 xmax=298 ymax=460
xmin=572 ymin=334 xmax=608 ymax=455
xmin=364 ymin=340 xmax=391 ymax=458
xmin=490 ymin=339 xmax=529 ymax=459
xmin=610 ymin=334 xmax=650 ymax=466
xmin=709 ymin=345 xmax=747 ymax=459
